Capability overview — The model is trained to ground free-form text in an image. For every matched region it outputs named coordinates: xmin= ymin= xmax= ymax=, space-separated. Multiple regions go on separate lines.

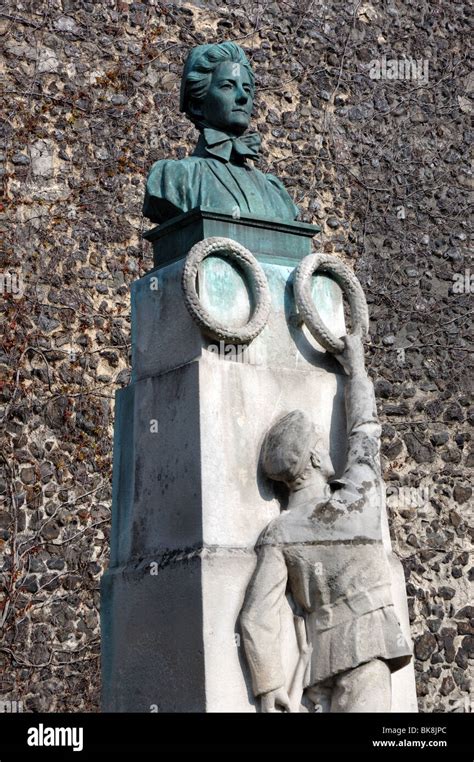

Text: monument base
xmin=101 ymin=212 xmax=417 ymax=712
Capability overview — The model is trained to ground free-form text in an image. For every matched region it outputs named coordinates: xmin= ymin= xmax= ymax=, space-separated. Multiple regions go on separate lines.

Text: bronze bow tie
xmin=203 ymin=128 xmax=261 ymax=162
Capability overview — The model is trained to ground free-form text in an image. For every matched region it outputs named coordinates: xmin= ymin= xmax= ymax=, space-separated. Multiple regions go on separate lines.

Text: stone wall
xmin=1 ymin=0 xmax=472 ymax=712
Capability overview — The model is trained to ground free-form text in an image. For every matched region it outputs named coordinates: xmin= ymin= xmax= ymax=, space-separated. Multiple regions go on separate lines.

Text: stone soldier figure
xmin=143 ymin=41 xmax=299 ymax=224
xmin=241 ymin=335 xmax=412 ymax=712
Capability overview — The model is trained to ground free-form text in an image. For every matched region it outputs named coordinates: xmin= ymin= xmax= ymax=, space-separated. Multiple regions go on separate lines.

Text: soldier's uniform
xmin=241 ymin=372 xmax=412 ymax=710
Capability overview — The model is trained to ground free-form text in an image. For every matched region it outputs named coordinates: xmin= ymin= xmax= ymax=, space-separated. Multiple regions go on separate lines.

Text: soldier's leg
xmin=330 ymin=659 xmax=391 ymax=713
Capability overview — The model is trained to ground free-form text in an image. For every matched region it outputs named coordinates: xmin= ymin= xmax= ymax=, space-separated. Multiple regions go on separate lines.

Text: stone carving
xmin=143 ymin=42 xmax=299 ymax=223
xmin=294 ymin=252 xmax=369 ymax=353
xmin=102 ymin=35 xmax=416 ymax=715
xmin=241 ymin=335 xmax=413 ymax=712
xmin=181 ymin=237 xmax=271 ymax=343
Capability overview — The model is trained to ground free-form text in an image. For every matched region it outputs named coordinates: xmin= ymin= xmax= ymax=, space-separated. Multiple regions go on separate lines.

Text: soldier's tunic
xmin=241 ymin=373 xmax=412 ymax=697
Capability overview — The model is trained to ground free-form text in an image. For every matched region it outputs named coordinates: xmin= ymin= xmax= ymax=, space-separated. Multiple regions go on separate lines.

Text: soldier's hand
xmin=260 ymin=687 xmax=291 ymax=713
xmin=335 ymin=334 xmax=366 ymax=376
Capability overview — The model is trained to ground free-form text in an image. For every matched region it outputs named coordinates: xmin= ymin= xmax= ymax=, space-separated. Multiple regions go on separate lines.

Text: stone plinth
xmin=101 ymin=210 xmax=417 ymax=712
xmin=143 ymin=206 xmax=321 ymax=269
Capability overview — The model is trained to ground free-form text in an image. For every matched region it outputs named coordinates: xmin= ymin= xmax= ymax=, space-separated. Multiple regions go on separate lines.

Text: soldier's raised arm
xmin=334 ymin=335 xmax=382 ymax=492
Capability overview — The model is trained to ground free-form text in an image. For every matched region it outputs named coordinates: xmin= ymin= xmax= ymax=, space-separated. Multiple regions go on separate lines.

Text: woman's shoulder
xmin=253 ymin=167 xmax=299 ymax=216
xmin=144 ymin=157 xmax=206 ymax=223
xmin=147 ymin=156 xmax=204 ymax=181
xmin=264 ymin=171 xmax=287 ymax=188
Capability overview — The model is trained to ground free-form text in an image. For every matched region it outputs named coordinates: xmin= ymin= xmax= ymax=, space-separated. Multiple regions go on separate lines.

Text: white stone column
xmin=101 ymin=216 xmax=416 ymax=711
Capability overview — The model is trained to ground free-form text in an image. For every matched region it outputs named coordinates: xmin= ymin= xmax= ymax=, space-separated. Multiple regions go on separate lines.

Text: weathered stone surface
xmin=103 ymin=305 xmax=416 ymax=711
xmin=2 ymin=0 xmax=471 ymax=713
xmin=131 ymin=252 xmax=344 ymax=383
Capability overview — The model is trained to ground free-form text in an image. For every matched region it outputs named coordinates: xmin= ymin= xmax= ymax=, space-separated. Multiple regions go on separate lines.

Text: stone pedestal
xmin=101 ymin=210 xmax=417 ymax=712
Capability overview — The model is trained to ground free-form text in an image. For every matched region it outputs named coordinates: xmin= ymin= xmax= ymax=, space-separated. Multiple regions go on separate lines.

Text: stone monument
xmin=101 ymin=41 xmax=417 ymax=712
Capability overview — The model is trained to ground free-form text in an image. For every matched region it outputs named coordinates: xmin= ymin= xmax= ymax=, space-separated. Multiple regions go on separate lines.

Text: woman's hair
xmin=180 ymin=42 xmax=255 ymax=127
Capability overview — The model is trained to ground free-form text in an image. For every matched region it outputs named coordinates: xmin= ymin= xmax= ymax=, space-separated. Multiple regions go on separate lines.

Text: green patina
xmin=144 ymin=208 xmax=320 ymax=270
xmin=200 ymin=255 xmax=252 ymax=327
xmin=143 ymin=42 xmax=300 ymax=227
xmin=199 ymin=257 xmax=343 ymax=333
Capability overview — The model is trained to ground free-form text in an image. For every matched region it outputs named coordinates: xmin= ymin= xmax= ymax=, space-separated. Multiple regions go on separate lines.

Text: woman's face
xmin=197 ymin=60 xmax=254 ymax=135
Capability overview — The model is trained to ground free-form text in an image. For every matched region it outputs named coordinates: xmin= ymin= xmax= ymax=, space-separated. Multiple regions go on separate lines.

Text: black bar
xmin=0 ymin=712 xmax=471 ymax=758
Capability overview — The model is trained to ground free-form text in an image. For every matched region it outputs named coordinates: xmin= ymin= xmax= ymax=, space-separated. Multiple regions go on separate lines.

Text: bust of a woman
xmin=143 ymin=42 xmax=299 ymax=224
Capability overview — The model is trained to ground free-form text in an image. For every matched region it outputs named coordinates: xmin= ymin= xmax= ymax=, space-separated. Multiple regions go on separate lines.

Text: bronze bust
xmin=143 ymin=42 xmax=299 ymax=224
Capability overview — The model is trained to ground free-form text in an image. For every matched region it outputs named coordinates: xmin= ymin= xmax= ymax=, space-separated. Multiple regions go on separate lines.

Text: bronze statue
xmin=143 ymin=42 xmax=299 ymax=224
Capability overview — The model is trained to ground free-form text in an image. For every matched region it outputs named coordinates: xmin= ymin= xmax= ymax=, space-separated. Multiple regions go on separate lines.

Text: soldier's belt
xmin=310 ymin=584 xmax=393 ymax=631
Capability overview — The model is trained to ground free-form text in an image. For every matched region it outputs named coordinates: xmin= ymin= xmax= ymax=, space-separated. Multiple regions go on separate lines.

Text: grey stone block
xmin=103 ymin=250 xmax=417 ymax=712
xmin=131 ymin=257 xmax=345 ymax=382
